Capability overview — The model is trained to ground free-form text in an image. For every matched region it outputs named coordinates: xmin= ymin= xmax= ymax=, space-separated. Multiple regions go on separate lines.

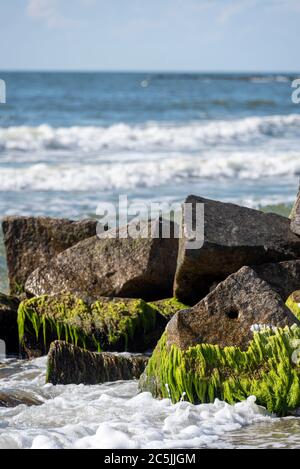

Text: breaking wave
xmin=0 ymin=150 xmax=299 ymax=192
xmin=0 ymin=114 xmax=300 ymax=153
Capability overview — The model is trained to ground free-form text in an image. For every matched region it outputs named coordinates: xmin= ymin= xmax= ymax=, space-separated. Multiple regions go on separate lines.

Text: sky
xmin=0 ymin=0 xmax=299 ymax=72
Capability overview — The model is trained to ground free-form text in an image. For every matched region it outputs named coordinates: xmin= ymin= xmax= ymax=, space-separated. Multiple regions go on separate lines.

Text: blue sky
xmin=0 ymin=0 xmax=299 ymax=71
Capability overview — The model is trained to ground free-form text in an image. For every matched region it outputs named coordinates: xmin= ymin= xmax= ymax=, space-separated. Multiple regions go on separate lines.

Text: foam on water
xmin=0 ymin=151 xmax=299 ymax=193
xmin=0 ymin=114 xmax=300 ymax=154
xmin=0 ymin=358 xmax=274 ymax=449
xmin=0 ymin=114 xmax=299 ymax=194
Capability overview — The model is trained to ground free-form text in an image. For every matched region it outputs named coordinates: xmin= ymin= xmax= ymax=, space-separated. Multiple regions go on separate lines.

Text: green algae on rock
xmin=286 ymin=291 xmax=300 ymax=321
xmin=18 ymin=294 xmax=167 ymax=358
xmin=139 ymin=326 xmax=300 ymax=416
xmin=149 ymin=298 xmax=189 ymax=319
xmin=46 ymin=340 xmax=149 ymax=385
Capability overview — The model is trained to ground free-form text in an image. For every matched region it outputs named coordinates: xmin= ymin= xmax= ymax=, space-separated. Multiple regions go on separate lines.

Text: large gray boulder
xmin=290 ymin=185 xmax=300 ymax=236
xmin=174 ymin=195 xmax=300 ymax=305
xmin=0 ymin=293 xmax=19 ymax=355
xmin=46 ymin=341 xmax=149 ymax=385
xmin=2 ymin=216 xmax=97 ymax=295
xmin=167 ymin=266 xmax=300 ymax=351
xmin=25 ymin=219 xmax=179 ymax=301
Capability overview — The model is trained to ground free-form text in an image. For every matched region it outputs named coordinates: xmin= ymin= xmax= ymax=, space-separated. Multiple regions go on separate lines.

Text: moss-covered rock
xmin=140 ymin=326 xmax=300 ymax=416
xmin=46 ymin=340 xmax=149 ymax=385
xmin=286 ymin=291 xmax=300 ymax=321
xmin=18 ymin=294 xmax=167 ymax=358
xmin=149 ymin=298 xmax=189 ymax=319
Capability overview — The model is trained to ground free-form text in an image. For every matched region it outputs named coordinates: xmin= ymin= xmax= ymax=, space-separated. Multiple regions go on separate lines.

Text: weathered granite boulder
xmin=2 ymin=216 xmax=97 ymax=295
xmin=0 ymin=293 xmax=19 ymax=355
xmin=25 ymin=219 xmax=179 ymax=301
xmin=18 ymin=294 xmax=168 ymax=358
xmin=290 ymin=185 xmax=300 ymax=236
xmin=46 ymin=340 xmax=148 ymax=385
xmin=253 ymin=260 xmax=300 ymax=301
xmin=168 ymin=266 xmax=300 ymax=351
xmin=174 ymin=195 xmax=300 ymax=305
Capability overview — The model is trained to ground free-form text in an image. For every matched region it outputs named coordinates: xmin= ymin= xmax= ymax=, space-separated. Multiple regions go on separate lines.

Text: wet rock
xmin=0 ymin=390 xmax=42 ymax=408
xmin=290 ymin=185 xmax=300 ymax=236
xmin=2 ymin=216 xmax=97 ymax=295
xmin=18 ymin=294 xmax=168 ymax=358
xmin=0 ymin=293 xmax=19 ymax=355
xmin=46 ymin=340 xmax=149 ymax=385
xmin=174 ymin=195 xmax=300 ymax=305
xmin=167 ymin=266 xmax=300 ymax=351
xmin=25 ymin=219 xmax=179 ymax=301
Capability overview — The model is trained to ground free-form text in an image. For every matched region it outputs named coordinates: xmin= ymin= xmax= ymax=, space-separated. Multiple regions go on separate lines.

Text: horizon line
xmin=0 ymin=69 xmax=300 ymax=75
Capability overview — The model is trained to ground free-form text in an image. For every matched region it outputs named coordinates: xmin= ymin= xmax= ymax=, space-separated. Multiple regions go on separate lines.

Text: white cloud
xmin=26 ymin=0 xmax=70 ymax=28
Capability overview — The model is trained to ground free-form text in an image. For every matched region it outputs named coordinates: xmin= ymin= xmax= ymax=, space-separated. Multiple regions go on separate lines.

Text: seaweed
xmin=141 ymin=326 xmax=300 ymax=415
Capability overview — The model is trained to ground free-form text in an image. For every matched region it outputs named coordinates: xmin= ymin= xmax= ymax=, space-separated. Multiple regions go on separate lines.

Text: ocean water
xmin=1 ymin=357 xmax=300 ymax=450
xmin=0 ymin=72 xmax=300 ymax=449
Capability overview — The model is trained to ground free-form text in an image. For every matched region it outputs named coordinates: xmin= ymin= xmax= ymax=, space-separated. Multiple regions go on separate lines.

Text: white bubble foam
xmin=0 ymin=358 xmax=272 ymax=450
xmin=0 ymin=115 xmax=299 ymax=193
xmin=0 ymin=114 xmax=300 ymax=154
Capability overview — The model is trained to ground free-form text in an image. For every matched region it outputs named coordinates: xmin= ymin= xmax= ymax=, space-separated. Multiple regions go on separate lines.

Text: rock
xmin=25 ymin=219 xmax=179 ymax=301
xmin=139 ymin=325 xmax=300 ymax=416
xmin=286 ymin=291 xmax=300 ymax=321
xmin=174 ymin=195 xmax=300 ymax=305
xmin=18 ymin=294 xmax=168 ymax=358
xmin=290 ymin=185 xmax=300 ymax=236
xmin=140 ymin=264 xmax=300 ymax=415
xmin=46 ymin=340 xmax=149 ymax=385
xmin=0 ymin=390 xmax=42 ymax=408
xmin=0 ymin=293 xmax=19 ymax=355
xmin=253 ymin=260 xmax=300 ymax=302
xmin=167 ymin=266 xmax=299 ymax=351
xmin=2 ymin=216 xmax=97 ymax=295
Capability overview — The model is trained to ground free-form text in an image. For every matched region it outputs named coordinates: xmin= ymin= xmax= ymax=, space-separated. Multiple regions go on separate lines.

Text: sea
xmin=0 ymin=72 xmax=300 ymax=449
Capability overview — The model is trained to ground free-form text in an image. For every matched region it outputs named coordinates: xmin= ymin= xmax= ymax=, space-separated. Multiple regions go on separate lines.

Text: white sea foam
xmin=0 ymin=114 xmax=300 ymax=154
xmin=0 ymin=149 xmax=299 ymax=192
xmin=0 ymin=358 xmax=273 ymax=450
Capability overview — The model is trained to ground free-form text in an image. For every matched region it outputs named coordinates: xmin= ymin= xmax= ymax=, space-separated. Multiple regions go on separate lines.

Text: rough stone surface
xmin=46 ymin=340 xmax=149 ymax=385
xmin=168 ymin=266 xmax=300 ymax=351
xmin=174 ymin=195 xmax=300 ymax=305
xmin=0 ymin=293 xmax=19 ymax=355
xmin=290 ymin=185 xmax=300 ymax=236
xmin=253 ymin=260 xmax=300 ymax=301
xmin=25 ymin=219 xmax=179 ymax=301
xmin=2 ymin=216 xmax=97 ymax=295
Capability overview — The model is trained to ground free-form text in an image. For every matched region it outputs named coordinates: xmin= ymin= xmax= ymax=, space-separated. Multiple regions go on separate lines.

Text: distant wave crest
xmin=0 ymin=150 xmax=299 ymax=192
xmin=0 ymin=114 xmax=300 ymax=153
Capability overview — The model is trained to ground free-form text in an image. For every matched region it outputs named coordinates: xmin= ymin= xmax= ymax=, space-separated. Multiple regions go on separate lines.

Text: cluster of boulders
xmin=1 ymin=189 xmax=300 ymax=414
